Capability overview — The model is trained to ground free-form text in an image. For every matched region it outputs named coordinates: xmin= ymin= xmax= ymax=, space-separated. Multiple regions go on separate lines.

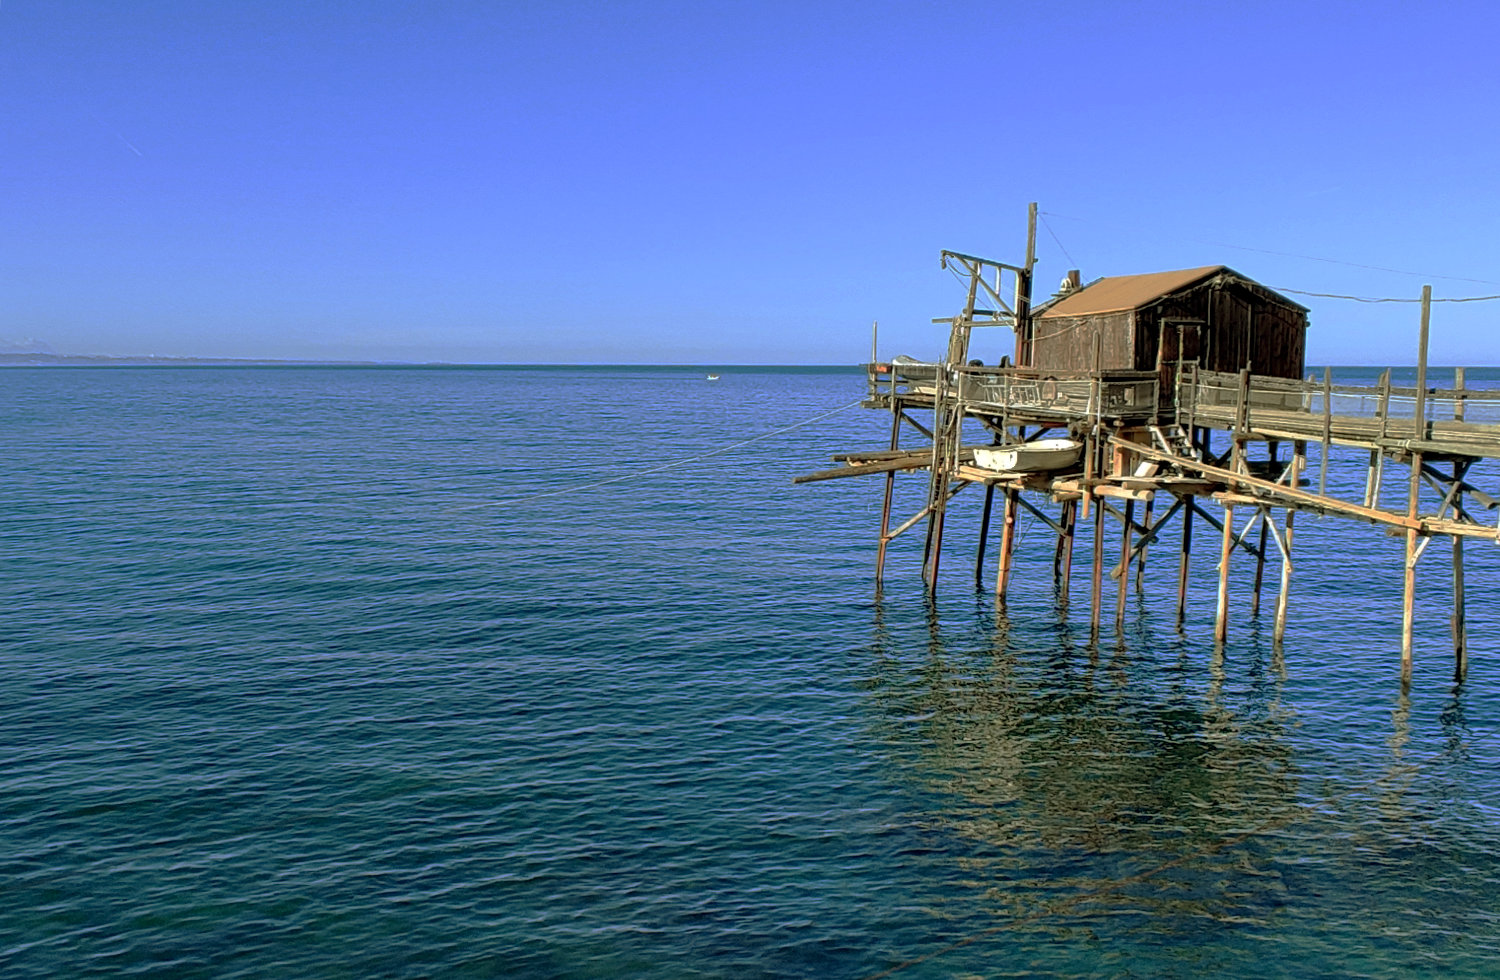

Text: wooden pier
xmin=798 ymin=208 xmax=1500 ymax=684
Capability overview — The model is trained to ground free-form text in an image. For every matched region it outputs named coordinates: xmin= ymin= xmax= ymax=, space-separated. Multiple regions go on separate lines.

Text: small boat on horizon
xmin=706 ymin=373 xmax=720 ymax=381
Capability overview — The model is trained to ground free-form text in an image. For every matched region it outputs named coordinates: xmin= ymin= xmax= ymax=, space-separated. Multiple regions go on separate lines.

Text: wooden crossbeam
xmin=1111 ymin=434 xmax=1430 ymax=534
xmin=1182 ymin=495 xmax=1265 ymax=560
xmin=1108 ymin=497 xmax=1186 ymax=580
xmin=1014 ymin=493 xmax=1066 ymax=535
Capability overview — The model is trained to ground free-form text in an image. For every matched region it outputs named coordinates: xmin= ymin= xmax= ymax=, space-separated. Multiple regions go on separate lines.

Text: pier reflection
xmin=862 ymin=596 xmax=1303 ymax=934
xmin=857 ymin=596 xmax=1500 ymax=976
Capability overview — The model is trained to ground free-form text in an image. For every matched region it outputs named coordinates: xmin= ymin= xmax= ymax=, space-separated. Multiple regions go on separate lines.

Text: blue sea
xmin=5 ymin=364 xmax=1500 ymax=978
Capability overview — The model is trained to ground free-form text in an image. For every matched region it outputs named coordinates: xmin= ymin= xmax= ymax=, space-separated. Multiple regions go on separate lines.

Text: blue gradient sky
xmin=3 ymin=1 xmax=1498 ymax=364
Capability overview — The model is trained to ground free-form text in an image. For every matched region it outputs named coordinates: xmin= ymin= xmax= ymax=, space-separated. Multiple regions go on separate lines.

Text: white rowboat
xmin=972 ymin=438 xmax=1082 ymax=473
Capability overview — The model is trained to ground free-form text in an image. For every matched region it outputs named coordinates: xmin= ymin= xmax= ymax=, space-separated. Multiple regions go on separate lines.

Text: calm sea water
xmin=5 ymin=364 xmax=1500 ymax=978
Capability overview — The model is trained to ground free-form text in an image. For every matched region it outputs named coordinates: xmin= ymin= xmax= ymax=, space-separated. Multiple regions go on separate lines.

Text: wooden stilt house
xmin=1020 ymin=266 xmax=1310 ymax=387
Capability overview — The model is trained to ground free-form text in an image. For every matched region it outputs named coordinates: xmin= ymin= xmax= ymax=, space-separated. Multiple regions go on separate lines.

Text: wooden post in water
xmin=1319 ymin=367 xmax=1333 ymax=498
xmin=1233 ymin=369 xmax=1250 ymax=471
xmin=1401 ymin=470 xmax=1422 ymax=681
xmin=875 ymin=406 xmax=902 ymax=588
xmin=1116 ymin=499 xmax=1134 ymax=629
xmin=975 ymin=483 xmax=996 ymax=587
xmin=1453 ymin=464 xmax=1468 ymax=682
xmin=1274 ymin=442 xmax=1305 ymax=645
xmin=1250 ymin=440 xmax=1281 ymax=616
xmin=1251 ymin=507 xmax=1270 ymax=617
xmin=996 ymin=487 xmax=1018 ymax=599
xmin=921 ymin=374 xmax=956 ymax=588
xmin=1401 ymin=285 xmax=1432 ymax=681
xmin=1058 ymin=499 xmax=1077 ymax=605
xmin=1052 ymin=500 xmax=1068 ymax=580
xmin=1090 ymin=494 xmax=1105 ymax=637
xmin=1215 ymin=503 xmax=1235 ymax=643
xmin=1366 ymin=369 xmax=1392 ymax=507
xmin=1453 ymin=367 xmax=1468 ymax=682
xmin=1177 ymin=494 xmax=1194 ymax=627
xmin=1135 ymin=496 xmax=1154 ymax=591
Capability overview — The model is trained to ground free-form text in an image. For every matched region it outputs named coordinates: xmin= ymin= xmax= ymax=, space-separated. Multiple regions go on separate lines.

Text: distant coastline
xmin=4 ymin=354 xmax=1494 ymax=374
xmin=0 ymin=354 xmax=867 ymax=371
xmin=0 ymin=353 xmax=383 ymax=367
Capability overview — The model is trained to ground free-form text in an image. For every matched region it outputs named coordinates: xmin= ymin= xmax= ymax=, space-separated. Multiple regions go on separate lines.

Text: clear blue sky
xmin=3 ymin=0 xmax=1497 ymax=364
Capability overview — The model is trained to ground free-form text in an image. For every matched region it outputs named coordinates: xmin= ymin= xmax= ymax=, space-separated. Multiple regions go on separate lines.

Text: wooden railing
xmin=866 ymin=362 xmax=1160 ymax=420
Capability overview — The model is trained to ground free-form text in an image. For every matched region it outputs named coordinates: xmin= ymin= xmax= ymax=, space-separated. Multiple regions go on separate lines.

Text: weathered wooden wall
xmin=1031 ymin=273 xmax=1307 ymax=380
xmin=1029 ymin=311 xmax=1134 ymax=372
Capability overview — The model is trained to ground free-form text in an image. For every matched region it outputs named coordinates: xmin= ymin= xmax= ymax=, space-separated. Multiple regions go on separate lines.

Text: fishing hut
xmin=797 ymin=204 xmax=1500 ymax=684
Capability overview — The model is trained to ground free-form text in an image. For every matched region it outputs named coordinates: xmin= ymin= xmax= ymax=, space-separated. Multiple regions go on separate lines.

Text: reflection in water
xmin=857 ymin=596 xmax=1500 ymax=977
xmin=864 ymin=599 xmax=1299 ymax=932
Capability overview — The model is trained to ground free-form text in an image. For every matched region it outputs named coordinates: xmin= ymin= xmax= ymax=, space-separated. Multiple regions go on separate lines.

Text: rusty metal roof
xmin=1035 ymin=266 xmax=1227 ymax=318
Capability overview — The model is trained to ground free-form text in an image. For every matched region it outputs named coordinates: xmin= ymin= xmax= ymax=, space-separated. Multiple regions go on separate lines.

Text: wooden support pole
xmin=1215 ymin=503 xmax=1235 ymax=643
xmin=1453 ymin=369 xmax=1468 ymax=682
xmin=1401 ymin=287 xmax=1431 ymax=681
xmin=1403 ymin=458 xmax=1422 ymax=680
xmin=921 ymin=394 xmax=949 ymax=587
xmin=1274 ymin=443 xmax=1304 ymax=645
xmin=1234 ymin=369 xmax=1251 ymax=473
xmin=1251 ymin=506 xmax=1270 ymax=617
xmin=1053 ymin=499 xmax=1068 ymax=580
xmin=875 ymin=406 xmax=902 ymax=588
xmin=1059 ymin=499 xmax=1077 ymax=605
xmin=922 ymin=414 xmax=950 ymax=587
xmin=1319 ymin=366 xmax=1332 ymax=498
xmin=996 ymin=487 xmax=1018 ymax=599
xmin=1135 ymin=496 xmax=1154 ymax=591
xmin=1453 ymin=478 xmax=1468 ymax=682
xmin=924 ymin=496 xmax=944 ymax=587
xmin=1366 ymin=369 xmax=1391 ymax=508
xmin=1090 ymin=493 xmax=1105 ymax=638
xmin=975 ymin=482 xmax=996 ymax=587
xmin=1116 ymin=499 xmax=1134 ymax=630
xmin=1414 ymin=286 xmax=1431 ymax=442
xmin=1177 ymin=493 xmax=1194 ymax=627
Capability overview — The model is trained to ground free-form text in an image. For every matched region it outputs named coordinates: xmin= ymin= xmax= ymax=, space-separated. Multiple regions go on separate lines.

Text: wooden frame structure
xmin=798 ymin=214 xmax=1496 ymax=686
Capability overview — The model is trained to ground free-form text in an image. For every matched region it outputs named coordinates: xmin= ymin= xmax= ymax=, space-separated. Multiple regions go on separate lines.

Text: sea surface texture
xmin=5 ymin=365 xmax=1500 ymax=979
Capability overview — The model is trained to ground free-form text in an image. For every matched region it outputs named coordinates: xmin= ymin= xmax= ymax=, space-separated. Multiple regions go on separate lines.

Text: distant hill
xmin=0 ymin=353 xmax=376 ymax=366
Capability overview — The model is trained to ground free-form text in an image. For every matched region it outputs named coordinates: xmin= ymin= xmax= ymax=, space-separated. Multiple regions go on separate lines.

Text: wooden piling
xmin=1401 ymin=286 xmax=1433 ymax=680
xmin=1403 ymin=464 xmax=1422 ymax=681
xmin=1135 ymin=496 xmax=1153 ymax=590
xmin=1319 ymin=366 xmax=1332 ymax=498
xmin=874 ymin=406 xmax=902 ymax=588
xmin=921 ymin=391 xmax=951 ymax=587
xmin=1453 ymin=483 xmax=1468 ymax=682
xmin=1446 ymin=366 xmax=1470 ymax=681
xmin=1052 ymin=499 xmax=1068 ymax=579
xmin=1251 ymin=507 xmax=1269 ymax=617
xmin=975 ymin=483 xmax=996 ymax=587
xmin=1116 ymin=499 xmax=1134 ymax=629
xmin=1215 ymin=503 xmax=1235 ymax=643
xmin=1274 ymin=443 xmax=1304 ymax=645
xmin=1090 ymin=493 xmax=1105 ymax=637
xmin=996 ymin=487 xmax=1018 ymax=599
xmin=1453 ymin=368 xmax=1469 ymax=681
xmin=1177 ymin=494 xmax=1194 ymax=627
xmin=1366 ymin=369 xmax=1392 ymax=508
xmin=1058 ymin=498 xmax=1077 ymax=605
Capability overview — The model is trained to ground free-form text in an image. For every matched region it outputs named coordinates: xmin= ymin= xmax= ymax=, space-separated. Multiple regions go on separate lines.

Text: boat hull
xmin=972 ymin=438 xmax=1082 ymax=473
